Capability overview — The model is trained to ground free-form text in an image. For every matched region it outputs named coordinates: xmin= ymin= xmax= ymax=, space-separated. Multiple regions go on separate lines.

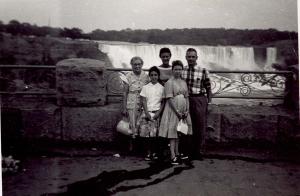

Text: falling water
xmin=264 ymin=47 xmax=277 ymax=70
xmin=98 ymin=41 xmax=281 ymax=106
xmin=97 ymin=40 xmax=276 ymax=71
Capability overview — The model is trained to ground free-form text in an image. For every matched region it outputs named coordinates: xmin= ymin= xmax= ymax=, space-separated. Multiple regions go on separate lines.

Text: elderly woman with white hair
xmin=122 ymin=56 xmax=149 ymax=150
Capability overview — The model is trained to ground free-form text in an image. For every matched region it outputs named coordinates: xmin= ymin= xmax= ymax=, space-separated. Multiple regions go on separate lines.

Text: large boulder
xmin=56 ymin=58 xmax=107 ymax=106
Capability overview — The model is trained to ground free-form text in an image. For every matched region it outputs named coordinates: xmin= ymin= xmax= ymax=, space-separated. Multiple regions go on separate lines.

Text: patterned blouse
xmin=126 ymin=71 xmax=149 ymax=109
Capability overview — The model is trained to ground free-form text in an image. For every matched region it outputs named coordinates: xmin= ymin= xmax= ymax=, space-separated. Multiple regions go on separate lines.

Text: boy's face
xmin=186 ymin=51 xmax=198 ymax=66
xmin=160 ymin=52 xmax=171 ymax=65
xmin=149 ymin=71 xmax=159 ymax=84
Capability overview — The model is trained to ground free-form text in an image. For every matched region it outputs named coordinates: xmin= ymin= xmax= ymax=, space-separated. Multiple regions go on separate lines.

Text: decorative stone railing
xmin=0 ymin=59 xmax=298 ymax=145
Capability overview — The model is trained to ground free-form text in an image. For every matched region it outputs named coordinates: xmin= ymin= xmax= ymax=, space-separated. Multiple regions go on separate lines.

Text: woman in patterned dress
xmin=123 ymin=56 xmax=149 ymax=150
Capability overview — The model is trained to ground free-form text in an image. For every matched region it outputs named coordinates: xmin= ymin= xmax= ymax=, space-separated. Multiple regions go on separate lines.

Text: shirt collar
xmin=188 ymin=64 xmax=202 ymax=70
xmin=148 ymin=82 xmax=158 ymax=86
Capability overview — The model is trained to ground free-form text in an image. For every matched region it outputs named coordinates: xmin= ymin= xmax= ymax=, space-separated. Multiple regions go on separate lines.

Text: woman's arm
xmin=122 ymin=84 xmax=129 ymax=115
xmin=167 ymin=98 xmax=182 ymax=119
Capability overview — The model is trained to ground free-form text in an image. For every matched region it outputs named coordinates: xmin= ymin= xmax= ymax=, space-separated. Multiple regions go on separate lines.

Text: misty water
xmin=97 ymin=41 xmax=284 ymax=106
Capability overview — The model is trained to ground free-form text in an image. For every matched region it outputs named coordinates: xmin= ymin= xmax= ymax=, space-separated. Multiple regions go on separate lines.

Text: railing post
xmin=56 ymin=58 xmax=113 ymax=142
xmin=56 ymin=58 xmax=107 ymax=106
xmin=284 ymin=68 xmax=299 ymax=111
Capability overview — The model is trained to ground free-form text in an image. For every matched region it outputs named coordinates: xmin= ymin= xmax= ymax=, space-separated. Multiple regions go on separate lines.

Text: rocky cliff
xmin=0 ymin=33 xmax=111 ymax=65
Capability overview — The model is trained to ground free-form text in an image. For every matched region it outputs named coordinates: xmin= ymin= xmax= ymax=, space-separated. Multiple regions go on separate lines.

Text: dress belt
xmin=148 ymin=110 xmax=158 ymax=113
xmin=190 ymin=93 xmax=205 ymax=97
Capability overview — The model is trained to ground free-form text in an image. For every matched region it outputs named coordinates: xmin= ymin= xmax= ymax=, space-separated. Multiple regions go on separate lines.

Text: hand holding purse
xmin=177 ymin=119 xmax=188 ymax=135
xmin=116 ymin=117 xmax=132 ymax=136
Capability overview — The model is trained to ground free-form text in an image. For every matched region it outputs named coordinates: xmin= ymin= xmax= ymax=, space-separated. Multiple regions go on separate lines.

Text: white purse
xmin=116 ymin=117 xmax=132 ymax=136
xmin=177 ymin=119 xmax=188 ymax=135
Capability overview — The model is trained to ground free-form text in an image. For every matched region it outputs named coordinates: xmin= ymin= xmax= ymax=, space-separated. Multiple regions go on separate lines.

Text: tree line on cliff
xmin=0 ymin=20 xmax=297 ymax=46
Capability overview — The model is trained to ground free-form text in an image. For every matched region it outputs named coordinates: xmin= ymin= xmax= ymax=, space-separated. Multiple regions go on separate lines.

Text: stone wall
xmin=206 ymin=105 xmax=298 ymax=144
xmin=1 ymin=58 xmax=299 ymax=148
xmin=56 ymin=58 xmax=122 ymax=142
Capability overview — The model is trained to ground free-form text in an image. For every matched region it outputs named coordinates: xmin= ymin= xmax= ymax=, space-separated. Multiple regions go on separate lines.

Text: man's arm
xmin=204 ymin=70 xmax=212 ymax=103
xmin=205 ymin=78 xmax=212 ymax=103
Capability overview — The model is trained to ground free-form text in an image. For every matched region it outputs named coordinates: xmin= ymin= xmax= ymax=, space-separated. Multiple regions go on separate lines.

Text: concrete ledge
xmin=61 ymin=103 xmax=122 ymax=142
xmin=207 ymin=104 xmax=298 ymax=143
xmin=22 ymin=107 xmax=61 ymax=140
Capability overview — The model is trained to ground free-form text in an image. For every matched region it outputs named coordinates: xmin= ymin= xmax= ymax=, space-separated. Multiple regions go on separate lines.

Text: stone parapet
xmin=61 ymin=104 xmax=122 ymax=142
xmin=206 ymin=105 xmax=298 ymax=144
xmin=56 ymin=58 xmax=107 ymax=106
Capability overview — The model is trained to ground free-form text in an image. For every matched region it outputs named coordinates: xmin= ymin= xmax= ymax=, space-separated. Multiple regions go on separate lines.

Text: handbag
xmin=177 ymin=119 xmax=188 ymax=135
xmin=116 ymin=117 xmax=132 ymax=136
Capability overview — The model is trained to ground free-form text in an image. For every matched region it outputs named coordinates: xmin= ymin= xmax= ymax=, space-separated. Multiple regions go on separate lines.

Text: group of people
xmin=122 ymin=47 xmax=212 ymax=165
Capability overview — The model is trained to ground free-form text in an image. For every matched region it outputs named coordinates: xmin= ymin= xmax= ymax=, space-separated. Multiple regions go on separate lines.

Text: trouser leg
xmin=189 ymin=96 xmax=207 ymax=155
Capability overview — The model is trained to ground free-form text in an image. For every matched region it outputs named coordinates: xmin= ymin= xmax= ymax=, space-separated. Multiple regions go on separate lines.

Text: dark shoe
xmin=152 ymin=153 xmax=158 ymax=160
xmin=179 ymin=153 xmax=189 ymax=160
xmin=145 ymin=154 xmax=151 ymax=161
xmin=171 ymin=157 xmax=180 ymax=165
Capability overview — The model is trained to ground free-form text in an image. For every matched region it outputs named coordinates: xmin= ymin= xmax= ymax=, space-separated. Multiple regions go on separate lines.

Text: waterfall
xmin=98 ymin=40 xmax=282 ymax=106
xmin=97 ymin=40 xmax=276 ymax=71
xmin=264 ymin=47 xmax=277 ymax=70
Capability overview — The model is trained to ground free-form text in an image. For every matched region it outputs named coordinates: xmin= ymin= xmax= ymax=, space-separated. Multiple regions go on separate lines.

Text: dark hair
xmin=149 ymin=66 xmax=160 ymax=76
xmin=159 ymin=47 xmax=171 ymax=57
xmin=186 ymin=48 xmax=197 ymax=54
xmin=172 ymin=60 xmax=184 ymax=70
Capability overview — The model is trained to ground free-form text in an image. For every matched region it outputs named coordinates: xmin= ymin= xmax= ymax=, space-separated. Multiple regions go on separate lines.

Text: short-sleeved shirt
xmin=140 ymin=82 xmax=164 ymax=111
xmin=181 ymin=65 xmax=210 ymax=94
xmin=126 ymin=71 xmax=149 ymax=109
xmin=158 ymin=65 xmax=172 ymax=85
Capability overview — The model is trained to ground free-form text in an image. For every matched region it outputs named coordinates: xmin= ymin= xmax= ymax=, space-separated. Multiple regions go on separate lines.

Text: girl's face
xmin=131 ymin=59 xmax=143 ymax=74
xmin=173 ymin=65 xmax=183 ymax=78
xmin=149 ymin=71 xmax=159 ymax=84
xmin=160 ymin=52 xmax=171 ymax=65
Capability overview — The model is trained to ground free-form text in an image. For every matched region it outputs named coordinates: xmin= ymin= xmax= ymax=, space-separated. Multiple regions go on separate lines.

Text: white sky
xmin=0 ymin=0 xmax=298 ymax=32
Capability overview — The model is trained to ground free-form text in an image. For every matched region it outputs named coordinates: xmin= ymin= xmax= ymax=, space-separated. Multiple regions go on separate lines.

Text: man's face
xmin=186 ymin=51 xmax=198 ymax=66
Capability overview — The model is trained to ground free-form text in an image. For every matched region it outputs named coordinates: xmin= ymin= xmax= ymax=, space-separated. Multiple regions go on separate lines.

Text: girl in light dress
xmin=139 ymin=66 xmax=164 ymax=161
xmin=158 ymin=60 xmax=192 ymax=165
